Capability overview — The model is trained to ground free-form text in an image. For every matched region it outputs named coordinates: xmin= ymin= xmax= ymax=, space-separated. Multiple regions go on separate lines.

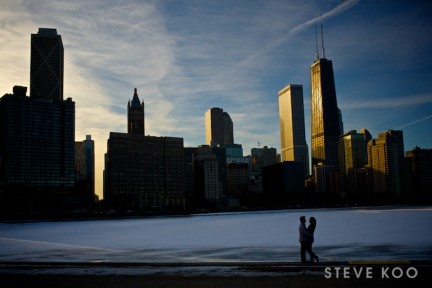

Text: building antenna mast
xmin=315 ymin=24 xmax=320 ymax=60
xmin=320 ymin=15 xmax=326 ymax=59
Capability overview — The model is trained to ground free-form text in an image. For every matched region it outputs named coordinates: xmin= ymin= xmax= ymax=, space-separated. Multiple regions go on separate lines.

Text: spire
xmin=130 ymin=88 xmax=141 ymax=108
xmin=315 ymin=24 xmax=320 ymax=60
xmin=320 ymin=16 xmax=326 ymax=59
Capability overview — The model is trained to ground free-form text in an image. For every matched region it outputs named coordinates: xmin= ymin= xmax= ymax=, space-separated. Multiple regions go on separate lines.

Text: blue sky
xmin=1 ymin=0 xmax=431 ymax=198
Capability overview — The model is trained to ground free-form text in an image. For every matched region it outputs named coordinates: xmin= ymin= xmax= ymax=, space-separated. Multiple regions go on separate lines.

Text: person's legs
xmin=306 ymin=241 xmax=318 ymax=262
xmin=300 ymin=241 xmax=307 ymax=262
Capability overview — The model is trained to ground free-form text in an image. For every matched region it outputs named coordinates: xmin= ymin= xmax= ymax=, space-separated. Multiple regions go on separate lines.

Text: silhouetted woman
xmin=306 ymin=217 xmax=319 ymax=262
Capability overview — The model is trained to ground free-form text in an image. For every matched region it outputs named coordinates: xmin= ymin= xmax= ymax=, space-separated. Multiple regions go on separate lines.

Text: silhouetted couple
xmin=299 ymin=216 xmax=319 ymax=263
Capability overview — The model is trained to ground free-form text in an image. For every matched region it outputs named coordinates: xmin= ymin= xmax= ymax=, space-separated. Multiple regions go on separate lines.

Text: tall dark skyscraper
xmin=0 ymin=29 xmax=76 ymax=216
xmin=30 ymin=28 xmax=64 ymax=102
xmin=310 ymin=25 xmax=343 ymax=169
xmin=127 ymin=88 xmax=145 ymax=135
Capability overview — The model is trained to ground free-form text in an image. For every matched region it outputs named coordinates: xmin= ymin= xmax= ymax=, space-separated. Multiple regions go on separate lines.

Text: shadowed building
xmin=205 ymin=107 xmax=234 ymax=147
xmin=278 ymin=84 xmax=309 ymax=176
xmin=0 ymin=28 xmax=77 ymax=217
xmin=405 ymin=147 xmax=432 ymax=202
xmin=104 ymin=89 xmax=185 ymax=212
xmin=262 ymin=161 xmax=305 ymax=207
xmin=30 ymin=28 xmax=64 ymax=102
xmin=75 ymin=135 xmax=96 ymax=210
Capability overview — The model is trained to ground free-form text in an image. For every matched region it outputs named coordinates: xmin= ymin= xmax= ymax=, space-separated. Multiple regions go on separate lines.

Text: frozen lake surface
xmin=1 ymin=206 xmax=432 ymax=263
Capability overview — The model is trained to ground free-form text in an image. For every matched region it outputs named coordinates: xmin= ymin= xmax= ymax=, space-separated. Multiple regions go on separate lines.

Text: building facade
xmin=278 ymin=84 xmax=309 ymax=176
xmin=30 ymin=28 xmax=64 ymax=102
xmin=75 ymin=135 xmax=96 ymax=210
xmin=367 ymin=130 xmax=404 ymax=201
xmin=338 ymin=129 xmax=371 ymax=196
xmin=405 ymin=147 xmax=432 ymax=201
xmin=193 ymin=145 xmax=221 ymax=208
xmin=262 ymin=161 xmax=305 ymax=207
xmin=104 ymin=133 xmax=184 ymax=212
xmin=205 ymin=107 xmax=234 ymax=147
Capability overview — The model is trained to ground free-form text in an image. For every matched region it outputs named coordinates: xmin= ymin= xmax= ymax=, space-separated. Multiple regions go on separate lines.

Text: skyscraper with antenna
xmin=310 ymin=20 xmax=343 ymax=171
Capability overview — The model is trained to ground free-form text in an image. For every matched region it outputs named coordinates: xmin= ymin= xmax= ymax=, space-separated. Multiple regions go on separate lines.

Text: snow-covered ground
xmin=1 ymin=206 xmax=431 ymax=263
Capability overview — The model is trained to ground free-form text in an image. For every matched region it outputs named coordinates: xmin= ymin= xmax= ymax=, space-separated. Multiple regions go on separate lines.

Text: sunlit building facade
xmin=278 ymin=84 xmax=309 ymax=176
xmin=367 ymin=130 xmax=404 ymax=201
xmin=310 ymin=58 xmax=342 ymax=169
xmin=338 ymin=129 xmax=372 ymax=195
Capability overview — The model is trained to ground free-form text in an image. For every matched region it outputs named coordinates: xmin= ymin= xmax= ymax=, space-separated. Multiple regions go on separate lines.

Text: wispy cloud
xmin=397 ymin=114 xmax=432 ymax=130
xmin=340 ymin=93 xmax=432 ymax=109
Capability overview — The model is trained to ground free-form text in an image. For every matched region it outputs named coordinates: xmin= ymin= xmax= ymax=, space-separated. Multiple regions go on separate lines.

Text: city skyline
xmin=1 ymin=0 xmax=431 ymax=199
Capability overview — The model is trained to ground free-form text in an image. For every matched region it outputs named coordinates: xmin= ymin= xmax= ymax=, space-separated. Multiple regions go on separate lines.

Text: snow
xmin=1 ymin=206 xmax=432 ymax=263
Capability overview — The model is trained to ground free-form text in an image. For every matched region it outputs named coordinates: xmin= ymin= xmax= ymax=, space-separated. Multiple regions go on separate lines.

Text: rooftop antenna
xmin=314 ymin=24 xmax=320 ymax=60
xmin=320 ymin=15 xmax=326 ymax=59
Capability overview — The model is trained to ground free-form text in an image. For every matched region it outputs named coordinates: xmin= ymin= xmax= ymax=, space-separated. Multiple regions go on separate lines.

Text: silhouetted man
xmin=299 ymin=216 xmax=309 ymax=262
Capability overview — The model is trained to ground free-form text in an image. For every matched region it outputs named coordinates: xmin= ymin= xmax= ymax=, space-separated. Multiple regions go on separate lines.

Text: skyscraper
xmin=75 ymin=135 xmax=96 ymax=209
xmin=205 ymin=107 xmax=234 ymax=147
xmin=278 ymin=84 xmax=309 ymax=176
xmin=310 ymin=56 xmax=342 ymax=169
xmin=30 ymin=28 xmax=64 ymax=102
xmin=127 ymin=88 xmax=144 ymax=135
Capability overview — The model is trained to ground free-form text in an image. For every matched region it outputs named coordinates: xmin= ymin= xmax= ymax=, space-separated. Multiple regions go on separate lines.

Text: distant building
xmin=251 ymin=146 xmax=278 ymax=170
xmin=75 ymin=135 xmax=95 ymax=210
xmin=338 ymin=129 xmax=371 ymax=197
xmin=104 ymin=89 xmax=185 ymax=212
xmin=405 ymin=147 xmax=432 ymax=201
xmin=249 ymin=146 xmax=278 ymax=195
xmin=193 ymin=145 xmax=221 ymax=208
xmin=205 ymin=107 xmax=234 ymax=147
xmin=278 ymin=84 xmax=309 ymax=176
xmin=184 ymin=147 xmax=197 ymax=210
xmin=367 ymin=130 xmax=404 ymax=201
xmin=262 ymin=161 xmax=305 ymax=207
xmin=313 ymin=163 xmax=339 ymax=194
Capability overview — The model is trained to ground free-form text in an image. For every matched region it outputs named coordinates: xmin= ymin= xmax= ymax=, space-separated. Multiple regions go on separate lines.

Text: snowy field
xmin=1 ymin=206 xmax=432 ymax=263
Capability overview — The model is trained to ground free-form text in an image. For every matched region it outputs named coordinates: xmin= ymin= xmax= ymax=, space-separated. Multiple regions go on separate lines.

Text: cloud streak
xmin=397 ymin=114 xmax=432 ymax=130
xmin=340 ymin=93 xmax=432 ymax=109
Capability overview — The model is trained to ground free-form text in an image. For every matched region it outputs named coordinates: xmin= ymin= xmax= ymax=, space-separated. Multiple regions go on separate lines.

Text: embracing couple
xmin=299 ymin=215 xmax=319 ymax=263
